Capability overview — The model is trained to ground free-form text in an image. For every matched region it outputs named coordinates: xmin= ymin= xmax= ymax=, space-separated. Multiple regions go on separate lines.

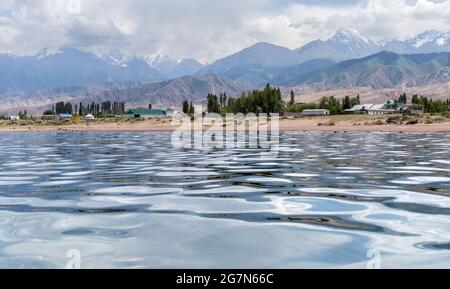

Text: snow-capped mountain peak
xmin=410 ymin=30 xmax=450 ymax=48
xmin=144 ymin=54 xmax=205 ymax=78
xmin=96 ymin=50 xmax=204 ymax=78
xmin=330 ymin=28 xmax=372 ymax=45
xmin=34 ymin=47 xmax=63 ymax=60
xmin=294 ymin=27 xmax=380 ymax=62
xmin=99 ymin=49 xmax=135 ymax=67
xmin=145 ymin=53 xmax=181 ymax=68
xmin=296 ymin=28 xmax=450 ymax=63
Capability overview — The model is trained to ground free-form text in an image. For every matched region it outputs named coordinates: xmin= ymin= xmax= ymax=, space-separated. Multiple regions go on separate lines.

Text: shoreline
xmin=1 ymin=116 xmax=449 ymax=133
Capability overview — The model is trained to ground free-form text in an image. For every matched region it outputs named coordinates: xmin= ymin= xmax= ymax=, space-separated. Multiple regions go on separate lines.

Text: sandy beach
xmin=279 ymin=118 xmax=450 ymax=133
xmin=0 ymin=115 xmax=449 ymax=133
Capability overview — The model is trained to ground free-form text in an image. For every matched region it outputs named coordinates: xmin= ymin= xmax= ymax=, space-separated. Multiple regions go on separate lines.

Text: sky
xmin=0 ymin=0 xmax=450 ymax=63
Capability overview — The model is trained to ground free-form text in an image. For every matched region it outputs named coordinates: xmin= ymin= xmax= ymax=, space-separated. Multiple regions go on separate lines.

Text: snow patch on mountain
xmin=99 ymin=49 xmax=136 ymax=67
xmin=329 ymin=28 xmax=372 ymax=45
xmin=145 ymin=53 xmax=181 ymax=68
xmin=34 ymin=48 xmax=64 ymax=60
xmin=296 ymin=28 xmax=450 ymax=63
xmin=411 ymin=30 xmax=450 ymax=48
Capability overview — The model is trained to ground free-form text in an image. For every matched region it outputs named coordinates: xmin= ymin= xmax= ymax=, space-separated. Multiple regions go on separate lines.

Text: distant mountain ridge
xmin=94 ymin=74 xmax=248 ymax=106
xmin=196 ymin=43 xmax=334 ymax=87
xmin=144 ymin=54 xmax=205 ymax=79
xmin=285 ymin=51 xmax=450 ymax=89
xmin=0 ymin=74 xmax=249 ymax=114
xmin=194 ymin=28 xmax=450 ymax=87
xmin=99 ymin=51 xmax=206 ymax=79
xmin=0 ymin=47 xmax=164 ymax=94
xmin=295 ymin=28 xmax=380 ymax=63
xmin=295 ymin=28 xmax=450 ymax=63
xmin=383 ymin=30 xmax=450 ymax=55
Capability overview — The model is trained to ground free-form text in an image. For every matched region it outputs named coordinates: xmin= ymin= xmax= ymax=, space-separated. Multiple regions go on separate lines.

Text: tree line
xmin=206 ymin=87 xmax=448 ymax=115
xmin=203 ymin=85 xmax=362 ymax=115
xmin=203 ymin=84 xmax=285 ymax=115
xmin=412 ymin=94 xmax=450 ymax=113
xmin=45 ymin=101 xmax=126 ymax=117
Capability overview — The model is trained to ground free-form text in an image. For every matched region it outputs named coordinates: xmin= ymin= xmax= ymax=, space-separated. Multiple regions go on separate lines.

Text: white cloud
xmin=0 ymin=0 xmax=449 ymax=62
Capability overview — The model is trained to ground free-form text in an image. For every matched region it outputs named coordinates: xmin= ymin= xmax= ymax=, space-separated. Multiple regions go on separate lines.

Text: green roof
xmin=124 ymin=108 xmax=168 ymax=116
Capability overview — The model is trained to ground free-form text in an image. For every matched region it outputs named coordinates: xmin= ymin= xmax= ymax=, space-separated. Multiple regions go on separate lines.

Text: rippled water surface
xmin=0 ymin=132 xmax=449 ymax=268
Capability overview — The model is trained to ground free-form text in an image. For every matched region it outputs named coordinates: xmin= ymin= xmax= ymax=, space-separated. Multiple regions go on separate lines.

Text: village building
xmin=368 ymin=104 xmax=397 ymax=115
xmin=57 ymin=113 xmax=73 ymax=120
xmin=345 ymin=100 xmax=407 ymax=115
xmin=8 ymin=115 xmax=20 ymax=121
xmin=282 ymin=112 xmax=304 ymax=117
xmin=344 ymin=104 xmax=374 ymax=114
xmin=123 ymin=108 xmax=175 ymax=119
xmin=302 ymin=109 xmax=330 ymax=116
xmin=42 ymin=114 xmax=56 ymax=120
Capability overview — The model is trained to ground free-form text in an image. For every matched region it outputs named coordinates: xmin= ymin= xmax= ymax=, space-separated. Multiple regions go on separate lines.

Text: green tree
xmin=286 ymin=103 xmax=318 ymax=112
xmin=408 ymin=93 xmax=449 ymax=113
xmin=319 ymin=96 xmax=342 ymax=114
xmin=289 ymin=90 xmax=295 ymax=106
xmin=182 ymin=100 xmax=190 ymax=114
xmin=342 ymin=95 xmax=351 ymax=110
xmin=350 ymin=95 xmax=360 ymax=107
xmin=189 ymin=102 xmax=195 ymax=115
xmin=43 ymin=110 xmax=55 ymax=115
xmin=399 ymin=93 xmax=407 ymax=104
xmin=207 ymin=94 xmax=220 ymax=113
xmin=55 ymin=101 xmax=73 ymax=114
xmin=222 ymin=83 xmax=285 ymax=114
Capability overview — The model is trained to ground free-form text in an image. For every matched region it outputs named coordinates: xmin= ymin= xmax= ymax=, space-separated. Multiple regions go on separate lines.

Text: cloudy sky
xmin=0 ymin=0 xmax=450 ymax=63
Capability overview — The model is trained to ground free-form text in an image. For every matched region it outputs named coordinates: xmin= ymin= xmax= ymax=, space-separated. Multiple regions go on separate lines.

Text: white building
xmin=84 ymin=114 xmax=95 ymax=120
xmin=345 ymin=100 xmax=401 ymax=115
xmin=368 ymin=104 xmax=396 ymax=115
xmin=302 ymin=109 xmax=330 ymax=116
xmin=8 ymin=115 xmax=20 ymax=121
xmin=344 ymin=104 xmax=374 ymax=114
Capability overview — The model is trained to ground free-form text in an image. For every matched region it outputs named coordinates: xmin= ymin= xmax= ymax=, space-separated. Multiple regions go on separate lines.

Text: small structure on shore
xmin=282 ymin=112 xmax=304 ymax=117
xmin=42 ymin=114 xmax=56 ymax=120
xmin=302 ymin=109 xmax=330 ymax=116
xmin=57 ymin=113 xmax=73 ymax=120
xmin=8 ymin=115 xmax=20 ymax=121
xmin=123 ymin=108 xmax=175 ymax=119
xmin=84 ymin=114 xmax=95 ymax=120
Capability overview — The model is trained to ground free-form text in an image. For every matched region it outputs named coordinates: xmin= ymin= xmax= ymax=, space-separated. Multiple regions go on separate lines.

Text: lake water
xmin=0 ymin=132 xmax=449 ymax=268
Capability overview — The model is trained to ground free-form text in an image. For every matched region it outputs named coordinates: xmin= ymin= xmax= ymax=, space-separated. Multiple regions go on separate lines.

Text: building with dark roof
xmin=123 ymin=108 xmax=175 ymax=119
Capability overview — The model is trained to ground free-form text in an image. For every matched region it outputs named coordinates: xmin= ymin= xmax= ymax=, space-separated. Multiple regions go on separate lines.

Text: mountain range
xmin=194 ymin=28 xmax=450 ymax=87
xmin=286 ymin=51 xmax=450 ymax=89
xmin=0 ymin=75 xmax=246 ymax=114
xmin=1 ymin=28 xmax=450 ymax=113
xmin=295 ymin=29 xmax=450 ymax=62
xmin=0 ymin=48 xmax=163 ymax=94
